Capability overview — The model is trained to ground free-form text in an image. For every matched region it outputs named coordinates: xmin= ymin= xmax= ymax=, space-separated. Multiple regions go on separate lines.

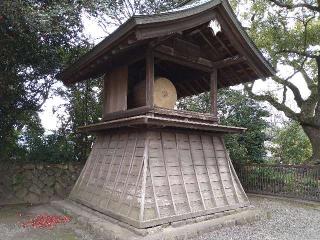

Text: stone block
xmin=46 ymin=168 xmax=55 ymax=176
xmin=23 ymin=171 xmax=34 ymax=180
xmin=29 ymin=185 xmax=42 ymax=195
xmin=44 ymin=176 xmax=56 ymax=187
xmin=15 ymin=188 xmax=28 ymax=199
xmin=36 ymin=164 xmax=44 ymax=170
xmin=24 ymin=192 xmax=40 ymax=204
xmin=23 ymin=164 xmax=35 ymax=170
xmin=55 ymin=182 xmax=67 ymax=197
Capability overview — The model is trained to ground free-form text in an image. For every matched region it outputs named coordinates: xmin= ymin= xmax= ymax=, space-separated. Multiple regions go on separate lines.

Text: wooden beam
xmin=211 ymin=55 xmax=246 ymax=68
xmin=213 ymin=31 xmax=234 ymax=56
xmin=210 ymin=69 xmax=218 ymax=117
xmin=185 ymin=28 xmax=202 ymax=36
xmin=199 ymin=31 xmax=222 ymax=57
xmin=150 ymin=33 xmax=181 ymax=48
xmin=214 ymin=12 xmax=266 ymax=79
xmin=154 ymin=48 xmax=213 ymax=72
xmin=192 ymin=78 xmax=208 ymax=93
xmin=175 ymin=82 xmax=194 ymax=98
xmin=173 ymin=38 xmax=201 ymax=57
xmin=145 ymin=49 xmax=154 ymax=107
xmin=155 ymin=44 xmax=246 ymax=73
xmin=219 ymin=67 xmax=238 ymax=87
xmin=199 ymin=76 xmax=211 ymax=89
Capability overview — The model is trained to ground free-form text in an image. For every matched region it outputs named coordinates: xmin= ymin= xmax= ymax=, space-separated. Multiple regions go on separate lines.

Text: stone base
xmin=52 ymin=199 xmax=266 ymax=240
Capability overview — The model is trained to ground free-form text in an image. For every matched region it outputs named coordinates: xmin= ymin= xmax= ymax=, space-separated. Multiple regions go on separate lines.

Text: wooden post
xmin=210 ymin=69 xmax=218 ymax=118
xmin=145 ymin=49 xmax=154 ymax=107
xmin=103 ymin=66 xmax=128 ymax=118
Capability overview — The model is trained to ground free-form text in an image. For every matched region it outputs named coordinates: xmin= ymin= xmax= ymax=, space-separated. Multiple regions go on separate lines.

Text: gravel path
xmin=196 ymin=196 xmax=320 ymax=240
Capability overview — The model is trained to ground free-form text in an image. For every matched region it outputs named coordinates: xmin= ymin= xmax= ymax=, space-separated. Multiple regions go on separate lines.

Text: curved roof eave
xmin=220 ymin=0 xmax=276 ymax=76
xmin=58 ymin=0 xmax=275 ymax=84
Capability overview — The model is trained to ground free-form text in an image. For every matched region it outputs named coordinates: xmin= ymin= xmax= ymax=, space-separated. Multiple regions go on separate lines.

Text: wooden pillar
xmin=103 ymin=66 xmax=128 ymax=118
xmin=210 ymin=69 xmax=218 ymax=118
xmin=145 ymin=49 xmax=154 ymax=107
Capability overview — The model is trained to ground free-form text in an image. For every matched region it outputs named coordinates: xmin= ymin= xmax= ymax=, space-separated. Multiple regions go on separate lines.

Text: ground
xmin=0 ymin=203 xmax=104 ymax=240
xmin=196 ymin=196 xmax=320 ymax=240
xmin=0 ymin=196 xmax=319 ymax=240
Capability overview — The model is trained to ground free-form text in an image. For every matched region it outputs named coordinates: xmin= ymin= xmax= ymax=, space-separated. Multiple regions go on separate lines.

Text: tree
xmin=271 ymin=121 xmax=312 ymax=164
xmin=56 ymin=79 xmax=103 ymax=162
xmin=0 ymin=0 xmax=185 ymax=162
xmin=235 ymin=0 xmax=320 ymax=163
xmin=177 ymin=89 xmax=270 ymax=163
xmin=0 ymin=0 xmax=90 ymax=161
xmin=19 ymin=115 xmax=76 ymax=163
xmin=84 ymin=0 xmax=184 ymax=33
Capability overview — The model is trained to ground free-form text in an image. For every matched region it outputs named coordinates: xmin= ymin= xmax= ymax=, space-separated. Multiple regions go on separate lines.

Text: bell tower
xmin=58 ymin=0 xmax=274 ymax=230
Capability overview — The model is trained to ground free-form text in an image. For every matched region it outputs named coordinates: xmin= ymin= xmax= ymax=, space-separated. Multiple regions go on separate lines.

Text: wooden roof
xmin=78 ymin=115 xmax=246 ymax=134
xmin=58 ymin=0 xmax=275 ymax=88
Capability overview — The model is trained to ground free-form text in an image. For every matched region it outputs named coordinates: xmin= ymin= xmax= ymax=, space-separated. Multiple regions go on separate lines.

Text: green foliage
xmin=271 ymin=121 xmax=312 ymax=164
xmin=56 ymin=79 xmax=103 ymax=162
xmin=237 ymin=0 xmax=320 ymax=162
xmin=239 ymin=165 xmax=319 ymax=198
xmin=84 ymin=0 xmax=184 ymax=30
xmin=177 ymin=89 xmax=270 ymax=163
xmin=1 ymin=0 xmax=183 ymax=163
xmin=176 ymin=92 xmax=211 ymax=113
xmin=219 ymin=89 xmax=270 ymax=163
xmin=0 ymin=0 xmax=90 ymax=161
xmin=7 ymin=113 xmax=75 ymax=163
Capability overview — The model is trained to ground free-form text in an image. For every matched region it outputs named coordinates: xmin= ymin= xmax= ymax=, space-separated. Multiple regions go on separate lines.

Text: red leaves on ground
xmin=21 ymin=215 xmax=71 ymax=229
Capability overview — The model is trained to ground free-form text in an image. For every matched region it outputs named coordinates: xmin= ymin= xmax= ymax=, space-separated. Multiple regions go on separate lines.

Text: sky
xmin=39 ymin=4 xmax=311 ymax=132
xmin=39 ymin=16 xmax=110 ymax=132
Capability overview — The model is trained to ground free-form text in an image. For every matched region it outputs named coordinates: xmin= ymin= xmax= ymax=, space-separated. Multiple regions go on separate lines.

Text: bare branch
xmin=300 ymin=67 xmax=315 ymax=90
xmin=268 ymin=0 xmax=320 ymax=12
xmin=315 ymin=57 xmax=320 ymax=124
xmin=282 ymin=85 xmax=287 ymax=104
xmin=279 ymin=49 xmax=319 ymax=59
xmin=272 ymin=74 xmax=304 ymax=107
xmin=244 ymin=83 xmax=300 ymax=121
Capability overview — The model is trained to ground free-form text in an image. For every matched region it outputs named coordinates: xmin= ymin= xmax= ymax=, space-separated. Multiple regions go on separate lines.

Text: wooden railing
xmin=234 ymin=164 xmax=320 ymax=202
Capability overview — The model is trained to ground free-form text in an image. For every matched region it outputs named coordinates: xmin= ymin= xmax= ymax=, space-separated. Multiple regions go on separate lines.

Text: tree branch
xmin=300 ymin=65 xmax=315 ymax=91
xmin=272 ymin=74 xmax=304 ymax=107
xmin=279 ymin=50 xmax=319 ymax=59
xmin=269 ymin=0 xmax=320 ymax=12
xmin=315 ymin=56 xmax=320 ymax=125
xmin=244 ymin=83 xmax=300 ymax=121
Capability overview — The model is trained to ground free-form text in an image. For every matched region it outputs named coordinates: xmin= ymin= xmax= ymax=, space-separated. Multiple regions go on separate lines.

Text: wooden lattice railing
xmin=234 ymin=164 xmax=320 ymax=202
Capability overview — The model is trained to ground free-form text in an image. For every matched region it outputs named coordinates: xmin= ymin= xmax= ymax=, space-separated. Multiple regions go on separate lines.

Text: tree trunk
xmin=302 ymin=125 xmax=320 ymax=164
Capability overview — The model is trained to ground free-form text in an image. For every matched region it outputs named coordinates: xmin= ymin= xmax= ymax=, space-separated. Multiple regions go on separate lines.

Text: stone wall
xmin=0 ymin=163 xmax=83 ymax=205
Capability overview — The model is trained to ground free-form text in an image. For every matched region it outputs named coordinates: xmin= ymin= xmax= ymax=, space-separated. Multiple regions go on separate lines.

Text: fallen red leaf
xmin=21 ymin=215 xmax=71 ymax=229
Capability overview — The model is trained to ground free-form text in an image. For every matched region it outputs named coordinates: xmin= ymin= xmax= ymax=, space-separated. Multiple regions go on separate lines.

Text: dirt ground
xmin=0 ymin=203 xmax=103 ymax=240
xmin=0 ymin=196 xmax=319 ymax=240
